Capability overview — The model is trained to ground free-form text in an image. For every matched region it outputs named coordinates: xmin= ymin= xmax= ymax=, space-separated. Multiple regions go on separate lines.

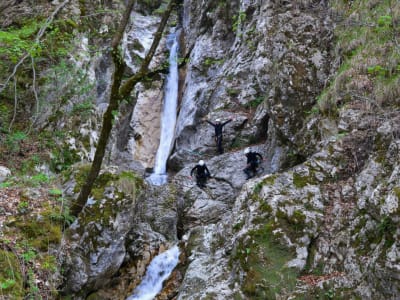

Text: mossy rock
xmin=273 ymin=208 xmax=307 ymax=241
xmin=75 ymin=170 xmax=144 ymax=230
xmin=292 ymin=171 xmax=318 ymax=188
xmin=231 ymin=224 xmax=298 ymax=299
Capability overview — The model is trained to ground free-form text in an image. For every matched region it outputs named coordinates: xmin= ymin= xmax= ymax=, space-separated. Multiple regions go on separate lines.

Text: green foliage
xmin=50 ymin=144 xmax=80 ymax=173
xmin=377 ymin=15 xmax=392 ymax=28
xmin=377 ymin=216 xmax=396 ymax=247
xmin=71 ymin=100 xmax=94 ymax=115
xmin=203 ymin=57 xmax=224 ymax=67
xmin=253 ymin=182 xmax=263 ymax=194
xmin=0 ymin=20 xmax=43 ymax=62
xmin=0 ymin=104 xmax=10 ymax=131
xmin=50 ymin=210 xmax=75 ymax=227
xmin=243 ymin=97 xmax=264 ymax=109
xmin=21 ymin=249 xmax=36 ymax=262
xmin=232 ymin=10 xmax=246 ymax=32
xmin=41 ymin=255 xmax=57 ymax=272
xmin=5 ymin=131 xmax=27 ymax=153
xmin=0 ymin=250 xmax=24 ymax=298
xmin=49 ymin=188 xmax=63 ymax=196
xmin=0 ymin=181 xmax=13 ymax=188
xmin=17 ymin=201 xmax=29 ymax=214
xmin=0 ymin=279 xmax=16 ymax=290
xmin=233 ymin=220 xmax=245 ymax=232
xmin=29 ymin=172 xmax=50 ymax=186
xmin=367 ymin=65 xmax=388 ymax=77
xmin=324 ymin=288 xmax=335 ymax=299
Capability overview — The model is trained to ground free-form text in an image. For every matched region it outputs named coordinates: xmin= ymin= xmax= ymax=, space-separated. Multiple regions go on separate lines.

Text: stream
xmin=126 ymin=245 xmax=180 ymax=300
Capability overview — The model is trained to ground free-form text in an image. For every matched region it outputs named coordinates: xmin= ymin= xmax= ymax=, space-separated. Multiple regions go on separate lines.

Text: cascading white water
xmin=147 ymin=32 xmax=179 ymax=185
xmin=126 ymin=245 xmax=180 ymax=300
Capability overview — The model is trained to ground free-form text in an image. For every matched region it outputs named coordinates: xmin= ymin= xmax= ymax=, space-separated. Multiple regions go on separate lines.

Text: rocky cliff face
xmin=1 ymin=0 xmax=399 ymax=299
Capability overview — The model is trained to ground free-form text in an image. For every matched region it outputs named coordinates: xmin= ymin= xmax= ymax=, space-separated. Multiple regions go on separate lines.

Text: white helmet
xmin=215 ymin=118 xmax=221 ymax=123
xmin=244 ymin=147 xmax=250 ymax=154
xmin=199 ymin=160 xmax=205 ymax=166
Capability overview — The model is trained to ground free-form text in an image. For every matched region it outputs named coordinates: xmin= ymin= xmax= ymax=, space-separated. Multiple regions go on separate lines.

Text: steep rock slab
xmin=171 ymin=0 xmax=334 ymax=168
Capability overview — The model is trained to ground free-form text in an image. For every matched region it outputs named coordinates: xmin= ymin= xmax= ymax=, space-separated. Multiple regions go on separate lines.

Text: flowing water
xmin=147 ymin=32 xmax=179 ymax=185
xmin=126 ymin=245 xmax=180 ymax=300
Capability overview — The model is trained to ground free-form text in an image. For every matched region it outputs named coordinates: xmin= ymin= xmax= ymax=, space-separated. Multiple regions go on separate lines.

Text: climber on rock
xmin=243 ymin=147 xmax=263 ymax=179
xmin=190 ymin=160 xmax=211 ymax=188
xmin=206 ymin=118 xmax=232 ymax=154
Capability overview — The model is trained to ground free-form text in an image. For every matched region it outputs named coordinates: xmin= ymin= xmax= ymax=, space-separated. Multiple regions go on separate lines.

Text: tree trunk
xmin=71 ymin=0 xmax=175 ymax=216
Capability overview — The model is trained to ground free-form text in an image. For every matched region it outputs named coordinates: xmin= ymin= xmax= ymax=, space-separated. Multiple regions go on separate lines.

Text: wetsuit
xmin=191 ymin=164 xmax=211 ymax=188
xmin=244 ymin=151 xmax=263 ymax=179
xmin=206 ymin=119 xmax=232 ymax=154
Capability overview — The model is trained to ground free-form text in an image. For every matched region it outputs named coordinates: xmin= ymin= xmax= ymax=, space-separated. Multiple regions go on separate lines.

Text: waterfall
xmin=126 ymin=245 xmax=180 ymax=300
xmin=147 ymin=32 xmax=179 ymax=185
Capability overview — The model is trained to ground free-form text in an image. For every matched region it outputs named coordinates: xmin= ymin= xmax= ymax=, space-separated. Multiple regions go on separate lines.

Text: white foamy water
xmin=147 ymin=31 xmax=179 ymax=185
xmin=126 ymin=245 xmax=180 ymax=300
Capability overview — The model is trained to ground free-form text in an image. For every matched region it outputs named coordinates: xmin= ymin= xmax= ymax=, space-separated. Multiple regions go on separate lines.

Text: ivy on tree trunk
xmin=71 ymin=0 xmax=176 ymax=216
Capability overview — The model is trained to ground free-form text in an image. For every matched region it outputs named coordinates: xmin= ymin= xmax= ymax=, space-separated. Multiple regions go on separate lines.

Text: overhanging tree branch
xmin=119 ymin=0 xmax=176 ymax=100
xmin=71 ymin=0 xmax=176 ymax=216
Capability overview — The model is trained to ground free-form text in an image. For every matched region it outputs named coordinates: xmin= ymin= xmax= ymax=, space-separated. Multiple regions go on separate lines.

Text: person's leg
xmin=244 ymin=166 xmax=252 ymax=179
xmin=197 ymin=175 xmax=206 ymax=188
xmin=217 ymin=135 xmax=223 ymax=154
xmin=250 ymin=162 xmax=258 ymax=177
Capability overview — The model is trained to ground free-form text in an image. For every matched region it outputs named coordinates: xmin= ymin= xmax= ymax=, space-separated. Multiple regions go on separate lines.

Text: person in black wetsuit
xmin=206 ymin=118 xmax=232 ymax=154
xmin=243 ymin=147 xmax=263 ymax=179
xmin=190 ymin=160 xmax=211 ymax=188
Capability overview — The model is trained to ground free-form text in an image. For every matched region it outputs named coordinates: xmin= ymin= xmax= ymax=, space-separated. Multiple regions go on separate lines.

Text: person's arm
xmin=205 ymin=166 xmax=211 ymax=176
xmin=222 ymin=119 xmax=232 ymax=126
xmin=206 ymin=120 xmax=215 ymax=127
xmin=190 ymin=166 xmax=197 ymax=176
xmin=246 ymin=154 xmax=251 ymax=164
xmin=256 ymin=153 xmax=263 ymax=160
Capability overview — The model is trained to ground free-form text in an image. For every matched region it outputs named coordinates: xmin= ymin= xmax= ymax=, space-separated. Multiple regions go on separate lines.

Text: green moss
xmin=293 ymin=171 xmax=317 ymax=188
xmin=233 ymin=220 xmax=245 ymax=232
xmin=253 ymin=175 xmax=278 ymax=194
xmin=263 ymin=174 xmax=278 ymax=185
xmin=253 ymin=182 xmax=263 ymax=194
xmin=377 ymin=216 xmax=396 ymax=248
xmin=75 ymin=170 xmax=143 ymax=232
xmin=259 ymin=201 xmax=272 ymax=214
xmin=0 ymin=250 xmax=24 ymax=298
xmin=13 ymin=215 xmax=62 ymax=251
xmin=232 ymin=224 xmax=298 ymax=299
xmin=275 ymin=209 xmax=307 ymax=239
xmin=72 ymin=163 xmax=92 ymax=193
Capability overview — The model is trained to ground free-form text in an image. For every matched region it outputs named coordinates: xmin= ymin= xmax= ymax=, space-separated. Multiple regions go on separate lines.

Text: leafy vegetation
xmin=232 ymin=10 xmax=246 ymax=32
xmin=317 ymin=0 xmax=400 ymax=115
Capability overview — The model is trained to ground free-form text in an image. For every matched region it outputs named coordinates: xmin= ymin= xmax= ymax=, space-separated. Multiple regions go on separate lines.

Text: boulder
xmin=0 ymin=166 xmax=11 ymax=183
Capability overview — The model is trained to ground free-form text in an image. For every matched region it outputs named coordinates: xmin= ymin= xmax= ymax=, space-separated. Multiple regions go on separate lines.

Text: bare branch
xmin=119 ymin=0 xmax=176 ymax=99
xmin=0 ymin=0 xmax=70 ymax=95
xmin=26 ymin=56 xmax=39 ymax=135
xmin=8 ymin=77 xmax=18 ymax=132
